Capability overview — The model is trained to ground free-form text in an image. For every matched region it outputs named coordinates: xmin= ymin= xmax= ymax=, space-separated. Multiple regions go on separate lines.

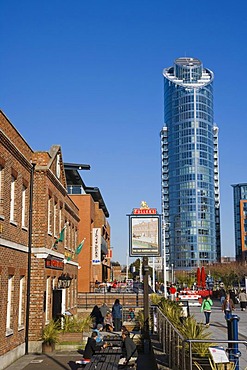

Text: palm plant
xmin=159 ymin=298 xmax=182 ymax=327
xmin=42 ymin=319 xmax=61 ymax=345
xmin=179 ymin=316 xmax=213 ymax=357
xmin=62 ymin=315 xmax=93 ymax=333
xmin=149 ymin=293 xmax=162 ymax=306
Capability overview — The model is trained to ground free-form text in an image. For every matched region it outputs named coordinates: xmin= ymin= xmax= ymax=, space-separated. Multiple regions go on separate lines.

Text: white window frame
xmin=10 ymin=175 xmax=16 ymax=222
xmin=18 ymin=275 xmax=25 ymax=329
xmin=48 ymin=196 xmax=52 ymax=235
xmin=45 ymin=276 xmax=50 ymax=323
xmin=54 ymin=200 xmax=58 ymax=237
xmin=21 ymin=184 xmax=27 ymax=228
xmin=6 ymin=275 xmax=14 ymax=335
xmin=0 ymin=165 xmax=3 ymax=217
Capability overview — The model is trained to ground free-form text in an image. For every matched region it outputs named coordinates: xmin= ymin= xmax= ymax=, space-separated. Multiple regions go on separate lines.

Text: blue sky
xmin=1 ymin=1 xmax=247 ymax=264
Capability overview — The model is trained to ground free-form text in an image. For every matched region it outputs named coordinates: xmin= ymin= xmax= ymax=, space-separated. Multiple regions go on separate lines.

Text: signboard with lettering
xmin=129 ymin=213 xmax=161 ymax=257
xmin=45 ymin=257 xmax=64 ymax=270
xmin=92 ymin=227 xmax=101 ymax=265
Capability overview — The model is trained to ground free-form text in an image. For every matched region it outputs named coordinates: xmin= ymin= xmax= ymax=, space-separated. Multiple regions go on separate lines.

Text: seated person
xmin=119 ymin=329 xmax=138 ymax=366
xmin=104 ymin=312 xmax=114 ymax=332
xmin=93 ymin=323 xmax=104 ymax=345
xmin=76 ymin=331 xmax=106 ymax=364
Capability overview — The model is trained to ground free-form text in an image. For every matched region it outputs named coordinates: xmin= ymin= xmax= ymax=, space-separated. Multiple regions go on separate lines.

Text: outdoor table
xmin=103 ymin=335 xmax=123 ymax=348
xmin=84 ymin=348 xmax=122 ymax=369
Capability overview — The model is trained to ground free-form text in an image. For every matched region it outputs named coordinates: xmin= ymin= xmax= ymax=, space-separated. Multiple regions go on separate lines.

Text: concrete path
xmin=190 ymin=300 xmax=247 ymax=370
xmin=4 ymin=350 xmax=157 ymax=370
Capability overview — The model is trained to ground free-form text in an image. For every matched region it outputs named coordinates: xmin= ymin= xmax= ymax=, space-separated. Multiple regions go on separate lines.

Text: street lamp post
xmin=152 ymin=257 xmax=155 ymax=292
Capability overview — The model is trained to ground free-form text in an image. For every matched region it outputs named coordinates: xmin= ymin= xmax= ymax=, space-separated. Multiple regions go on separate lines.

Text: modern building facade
xmin=161 ymin=57 xmax=221 ymax=270
xmin=232 ymin=183 xmax=247 ymax=261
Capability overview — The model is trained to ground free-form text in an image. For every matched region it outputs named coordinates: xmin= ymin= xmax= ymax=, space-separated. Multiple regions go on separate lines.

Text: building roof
xmin=64 ymin=163 xmax=109 ymax=218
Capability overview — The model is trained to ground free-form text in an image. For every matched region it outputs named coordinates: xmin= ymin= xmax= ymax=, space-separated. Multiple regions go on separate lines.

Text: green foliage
xmin=158 ymin=299 xmax=213 ymax=357
xmin=135 ymin=310 xmax=145 ymax=329
xmin=159 ymin=298 xmax=182 ymax=327
xmin=62 ymin=315 xmax=93 ymax=333
xmin=180 ymin=316 xmax=213 ymax=357
xmin=42 ymin=319 xmax=61 ymax=345
xmin=149 ymin=293 xmax=163 ymax=306
xmin=206 ymin=262 xmax=247 ymax=290
xmin=175 ymin=270 xmax=196 ymax=288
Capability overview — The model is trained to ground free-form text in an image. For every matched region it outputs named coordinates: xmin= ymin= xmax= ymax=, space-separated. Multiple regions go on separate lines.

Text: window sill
xmin=18 ymin=325 xmax=24 ymax=331
xmin=22 ymin=226 xmax=28 ymax=232
xmin=0 ymin=215 xmax=4 ymax=220
xmin=6 ymin=329 xmax=13 ymax=337
xmin=10 ymin=220 xmax=17 ymax=227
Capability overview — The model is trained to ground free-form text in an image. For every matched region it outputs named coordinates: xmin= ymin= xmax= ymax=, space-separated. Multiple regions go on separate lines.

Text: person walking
xmin=222 ymin=293 xmax=235 ymax=319
xmin=219 ymin=287 xmax=226 ymax=305
xmin=112 ymin=298 xmax=122 ymax=331
xmin=201 ymin=295 xmax=213 ymax=327
xmin=238 ymin=289 xmax=247 ymax=311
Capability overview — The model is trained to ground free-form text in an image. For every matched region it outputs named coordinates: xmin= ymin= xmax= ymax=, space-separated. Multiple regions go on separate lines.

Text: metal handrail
xmin=152 ymin=306 xmax=247 ymax=370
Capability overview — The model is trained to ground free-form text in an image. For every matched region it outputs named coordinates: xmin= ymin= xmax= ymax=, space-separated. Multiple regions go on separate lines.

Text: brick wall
xmin=0 ymin=110 xmax=80 ymax=362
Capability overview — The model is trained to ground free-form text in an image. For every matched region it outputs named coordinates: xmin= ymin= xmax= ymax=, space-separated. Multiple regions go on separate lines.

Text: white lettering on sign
xmin=92 ymin=228 xmax=101 ymax=265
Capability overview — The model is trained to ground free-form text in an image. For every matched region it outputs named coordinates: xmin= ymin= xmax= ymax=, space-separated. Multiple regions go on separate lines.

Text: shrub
xmin=42 ymin=319 xmax=61 ymax=345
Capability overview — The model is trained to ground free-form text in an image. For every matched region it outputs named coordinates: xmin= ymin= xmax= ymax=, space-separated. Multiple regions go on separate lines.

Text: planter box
xmin=122 ymin=321 xmax=140 ymax=332
xmin=42 ymin=342 xmax=55 ymax=353
xmin=58 ymin=332 xmax=83 ymax=343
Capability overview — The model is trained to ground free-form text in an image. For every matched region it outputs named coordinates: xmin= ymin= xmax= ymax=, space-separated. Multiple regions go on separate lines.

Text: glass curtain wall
xmin=161 ymin=57 xmax=219 ymax=269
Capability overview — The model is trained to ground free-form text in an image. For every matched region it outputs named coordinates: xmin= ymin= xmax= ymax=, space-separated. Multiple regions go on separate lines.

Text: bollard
xmin=227 ymin=314 xmax=241 ymax=370
xmin=144 ymin=338 xmax=150 ymax=354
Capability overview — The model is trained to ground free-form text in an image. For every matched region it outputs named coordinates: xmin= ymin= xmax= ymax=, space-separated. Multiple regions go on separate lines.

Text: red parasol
xmin=196 ymin=267 xmax=201 ymax=288
xmin=201 ymin=266 xmax=206 ymax=289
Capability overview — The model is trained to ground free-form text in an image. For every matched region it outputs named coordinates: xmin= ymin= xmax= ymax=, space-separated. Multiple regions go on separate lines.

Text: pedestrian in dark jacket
xmin=83 ymin=331 xmax=106 ymax=360
xmin=112 ymin=299 xmax=122 ymax=331
xmin=219 ymin=287 xmax=226 ymax=305
xmin=119 ymin=329 xmax=138 ymax=366
xmin=90 ymin=305 xmax=103 ymax=328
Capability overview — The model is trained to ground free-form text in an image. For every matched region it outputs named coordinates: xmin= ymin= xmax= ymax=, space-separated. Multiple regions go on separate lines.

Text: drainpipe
xmin=25 ymin=162 xmax=35 ymax=355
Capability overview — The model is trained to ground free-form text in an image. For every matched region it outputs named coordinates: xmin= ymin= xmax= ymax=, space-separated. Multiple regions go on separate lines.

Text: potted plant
xmin=42 ymin=319 xmax=61 ymax=353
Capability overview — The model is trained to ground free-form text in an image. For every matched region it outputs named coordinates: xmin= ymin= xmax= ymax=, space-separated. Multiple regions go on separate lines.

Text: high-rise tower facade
xmin=161 ymin=57 xmax=220 ymax=270
xmin=232 ymin=183 xmax=247 ymax=261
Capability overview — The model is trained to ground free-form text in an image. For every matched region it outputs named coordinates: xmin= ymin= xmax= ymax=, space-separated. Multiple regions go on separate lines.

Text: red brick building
xmin=65 ymin=167 xmax=111 ymax=292
xmin=0 ymin=111 xmax=80 ymax=367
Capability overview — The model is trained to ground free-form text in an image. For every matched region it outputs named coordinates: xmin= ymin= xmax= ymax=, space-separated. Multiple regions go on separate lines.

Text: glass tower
xmin=161 ymin=57 xmax=221 ymax=269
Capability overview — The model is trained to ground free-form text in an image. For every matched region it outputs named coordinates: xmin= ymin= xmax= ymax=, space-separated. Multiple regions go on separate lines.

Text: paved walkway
xmin=5 ymin=300 xmax=247 ymax=370
xmin=4 ymin=338 xmax=157 ymax=370
xmin=190 ymin=300 xmax=247 ymax=370
xmin=4 ymin=350 xmax=156 ymax=370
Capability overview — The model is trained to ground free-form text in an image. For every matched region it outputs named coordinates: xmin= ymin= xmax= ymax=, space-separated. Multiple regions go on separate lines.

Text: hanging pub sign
xmin=92 ymin=227 xmax=101 ymax=265
xmin=128 ymin=201 xmax=161 ymax=257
